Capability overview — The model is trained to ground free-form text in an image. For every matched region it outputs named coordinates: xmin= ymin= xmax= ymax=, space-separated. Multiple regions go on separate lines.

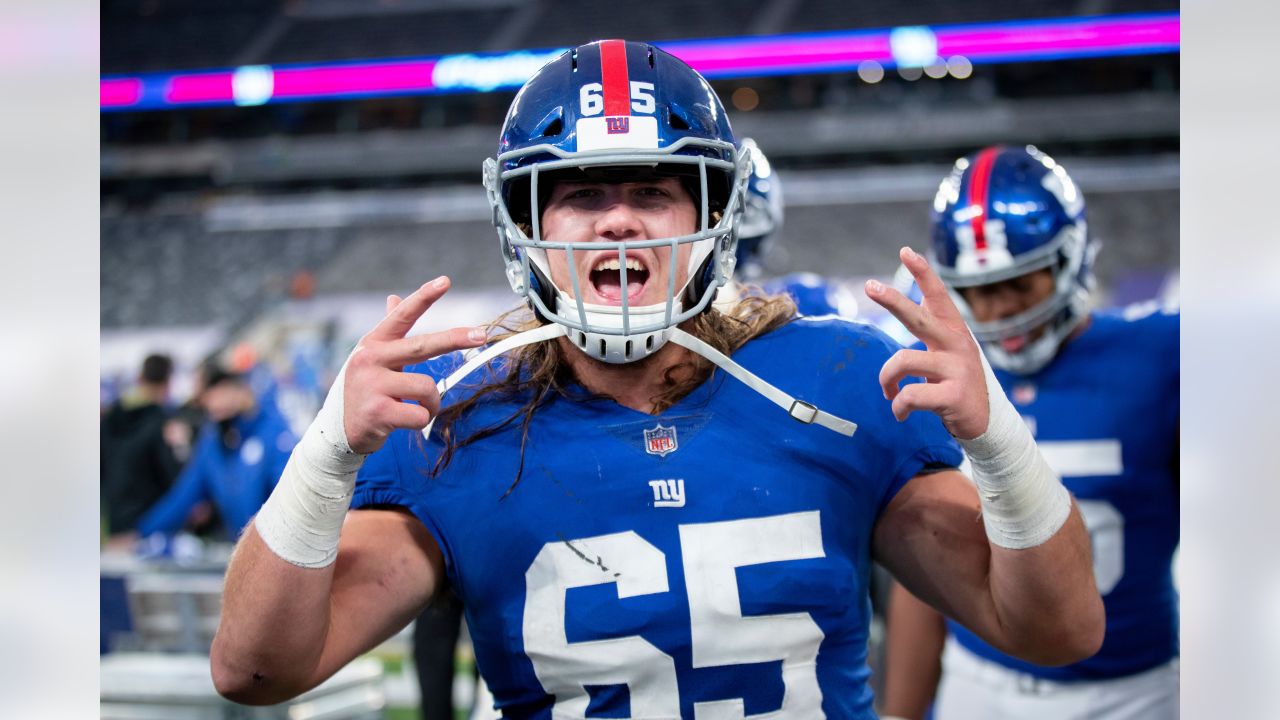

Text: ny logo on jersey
xmin=648 ymin=479 xmax=685 ymax=508
xmin=643 ymin=423 xmax=678 ymax=457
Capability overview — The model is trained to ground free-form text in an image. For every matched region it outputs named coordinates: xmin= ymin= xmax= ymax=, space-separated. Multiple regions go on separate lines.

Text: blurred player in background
xmin=211 ymin=42 xmax=1104 ymax=718
xmin=131 ymin=366 xmax=297 ymax=542
xmin=880 ymin=146 xmax=1179 ymax=720
xmin=729 ymin=137 xmax=858 ymax=318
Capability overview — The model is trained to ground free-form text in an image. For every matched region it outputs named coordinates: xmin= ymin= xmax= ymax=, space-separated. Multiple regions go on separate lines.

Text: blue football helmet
xmin=735 ymin=137 xmax=784 ymax=279
xmin=484 ymin=39 xmax=751 ymax=364
xmin=930 ymin=145 xmax=1098 ymax=374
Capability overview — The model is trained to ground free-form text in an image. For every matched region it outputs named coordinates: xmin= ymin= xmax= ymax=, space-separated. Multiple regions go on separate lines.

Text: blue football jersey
xmin=352 ymin=317 xmax=962 ymax=718
xmin=946 ymin=307 xmax=1180 ymax=680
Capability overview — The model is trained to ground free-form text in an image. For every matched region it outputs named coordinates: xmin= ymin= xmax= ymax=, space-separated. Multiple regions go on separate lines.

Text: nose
xmin=593 ymin=193 xmax=643 ymax=241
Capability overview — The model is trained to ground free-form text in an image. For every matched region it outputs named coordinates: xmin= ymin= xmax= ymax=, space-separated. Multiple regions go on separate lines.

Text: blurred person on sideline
xmin=101 ymin=353 xmax=182 ymax=542
xmin=129 ymin=366 xmax=297 ymax=542
xmin=210 ymin=42 xmax=1104 ymax=717
xmin=880 ymin=146 xmax=1179 ymax=720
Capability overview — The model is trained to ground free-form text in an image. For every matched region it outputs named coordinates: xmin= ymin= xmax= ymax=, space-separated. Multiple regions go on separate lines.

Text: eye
xmin=635 ymin=185 xmax=672 ymax=199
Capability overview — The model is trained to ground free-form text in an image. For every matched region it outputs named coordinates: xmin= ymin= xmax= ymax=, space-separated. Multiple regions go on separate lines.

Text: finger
xmin=379 ymin=399 xmax=435 ymax=432
xmin=381 ymin=371 xmax=443 ymax=418
xmin=879 ymin=349 xmax=947 ymax=400
xmin=898 ymin=246 xmax=963 ymax=324
xmin=368 ymin=276 xmax=451 ymax=341
xmin=866 ymin=279 xmax=934 ymax=343
xmin=378 ymin=326 xmax=487 ymax=367
xmin=386 ymin=294 xmax=402 ymax=315
xmin=889 ymin=382 xmax=950 ymax=423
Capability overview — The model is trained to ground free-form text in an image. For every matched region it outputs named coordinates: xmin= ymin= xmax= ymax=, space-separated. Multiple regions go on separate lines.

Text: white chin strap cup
xmin=553 ymin=294 xmax=678 ymax=365
xmin=422 ymin=323 xmax=857 ymax=442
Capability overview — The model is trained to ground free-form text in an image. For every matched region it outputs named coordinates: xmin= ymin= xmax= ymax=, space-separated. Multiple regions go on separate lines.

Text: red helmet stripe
xmin=600 ymin=39 xmax=631 ymax=116
xmin=968 ymin=147 xmax=1000 ymax=251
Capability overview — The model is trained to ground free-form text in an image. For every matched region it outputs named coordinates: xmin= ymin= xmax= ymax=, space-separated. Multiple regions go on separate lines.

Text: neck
xmin=131 ymin=383 xmax=167 ymax=405
xmin=558 ymin=335 xmax=697 ymax=414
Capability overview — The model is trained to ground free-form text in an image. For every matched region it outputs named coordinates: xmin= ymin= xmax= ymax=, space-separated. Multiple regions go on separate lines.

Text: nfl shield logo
xmin=644 ymin=424 xmax=678 ymax=457
xmin=1012 ymin=382 xmax=1037 ymax=406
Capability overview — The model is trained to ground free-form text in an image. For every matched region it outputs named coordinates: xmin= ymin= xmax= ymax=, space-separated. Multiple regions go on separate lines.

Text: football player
xmin=211 ymin=42 xmax=1103 ymax=718
xmin=880 ymin=146 xmax=1179 ymax=720
xmin=727 ymin=137 xmax=858 ymax=318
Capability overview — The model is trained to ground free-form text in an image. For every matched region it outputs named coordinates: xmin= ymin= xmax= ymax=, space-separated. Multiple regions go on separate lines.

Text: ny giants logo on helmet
xmin=605 ymin=116 xmax=630 ymax=134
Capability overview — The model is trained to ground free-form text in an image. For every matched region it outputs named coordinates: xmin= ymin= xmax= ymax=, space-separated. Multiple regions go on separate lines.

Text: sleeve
xmin=349 ymin=428 xmax=454 ymax=568
xmin=136 ymin=428 xmax=213 ymax=536
xmin=347 ymin=353 xmax=466 ymax=566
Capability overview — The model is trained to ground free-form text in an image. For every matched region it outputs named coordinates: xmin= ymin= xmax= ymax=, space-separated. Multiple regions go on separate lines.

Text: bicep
xmin=872 ymin=470 xmax=999 ymax=637
xmin=309 ymin=507 xmax=445 ymax=684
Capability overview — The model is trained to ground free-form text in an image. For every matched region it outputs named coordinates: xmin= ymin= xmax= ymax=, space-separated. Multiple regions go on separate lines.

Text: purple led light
xmin=100 ymin=78 xmax=142 ymax=107
xmin=673 ymin=34 xmax=890 ymax=76
xmin=101 ymin=13 xmax=1178 ymax=111
xmin=935 ymin=16 xmax=1180 ymax=61
xmin=166 ymin=73 xmax=235 ymax=104
xmin=273 ymin=59 xmax=437 ymax=100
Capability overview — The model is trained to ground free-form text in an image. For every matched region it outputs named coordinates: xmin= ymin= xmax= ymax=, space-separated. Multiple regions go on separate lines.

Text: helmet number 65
xmin=579 ymin=82 xmax=656 ymax=116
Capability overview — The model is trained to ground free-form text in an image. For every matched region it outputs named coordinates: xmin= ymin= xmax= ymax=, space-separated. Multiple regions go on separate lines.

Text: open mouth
xmin=1000 ymin=333 xmax=1029 ymax=354
xmin=589 ymin=255 xmax=651 ymax=305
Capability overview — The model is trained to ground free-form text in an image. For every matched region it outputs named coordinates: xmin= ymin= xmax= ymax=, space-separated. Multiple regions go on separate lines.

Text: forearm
xmin=880 ymin=582 xmax=945 ymax=720
xmin=213 ymin=509 xmax=440 ymax=704
xmin=877 ymin=470 xmax=1102 ymax=668
xmin=212 ymin=526 xmax=337 ymax=704
xmin=213 ymin=368 xmax=367 ymax=703
xmin=985 ymin=501 xmax=1102 ymax=665
xmin=957 ymin=348 xmax=1103 ymax=663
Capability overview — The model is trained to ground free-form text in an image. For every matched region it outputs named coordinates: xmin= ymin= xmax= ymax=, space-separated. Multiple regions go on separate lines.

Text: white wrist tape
xmin=254 ymin=362 xmax=367 ymax=568
xmin=958 ymin=348 xmax=1071 ymax=550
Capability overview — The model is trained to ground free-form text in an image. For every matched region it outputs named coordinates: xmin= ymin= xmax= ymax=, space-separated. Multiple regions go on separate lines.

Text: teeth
xmin=593 ymin=258 xmax=646 ymax=272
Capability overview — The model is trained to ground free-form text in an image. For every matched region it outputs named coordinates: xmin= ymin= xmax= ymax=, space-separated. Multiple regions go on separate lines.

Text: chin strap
xmin=422 ymin=321 xmax=857 ymax=442
xmin=422 ymin=323 xmax=568 ymax=441
xmin=668 ymin=328 xmax=857 ymax=437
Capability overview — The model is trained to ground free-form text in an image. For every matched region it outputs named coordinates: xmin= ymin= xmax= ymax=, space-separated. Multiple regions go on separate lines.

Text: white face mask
xmin=485 ymin=140 xmax=752 ymax=364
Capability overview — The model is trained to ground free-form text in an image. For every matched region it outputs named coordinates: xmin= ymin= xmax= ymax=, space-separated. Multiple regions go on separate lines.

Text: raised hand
xmin=864 ymin=247 xmax=990 ymax=440
xmin=343 ymin=276 xmax=487 ymax=454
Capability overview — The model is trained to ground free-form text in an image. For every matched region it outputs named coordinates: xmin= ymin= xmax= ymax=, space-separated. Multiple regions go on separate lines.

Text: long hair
xmin=427 ymin=290 xmax=797 ymax=495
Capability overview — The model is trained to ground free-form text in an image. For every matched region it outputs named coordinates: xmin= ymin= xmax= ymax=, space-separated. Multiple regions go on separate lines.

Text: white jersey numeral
xmin=1037 ymin=439 xmax=1126 ymax=595
xmin=1075 ymin=499 xmax=1125 ymax=595
xmin=682 ymin=512 xmax=826 ymax=718
xmin=522 ymin=512 xmax=827 ymax=718
xmin=523 ymin=531 xmax=680 ymax=717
